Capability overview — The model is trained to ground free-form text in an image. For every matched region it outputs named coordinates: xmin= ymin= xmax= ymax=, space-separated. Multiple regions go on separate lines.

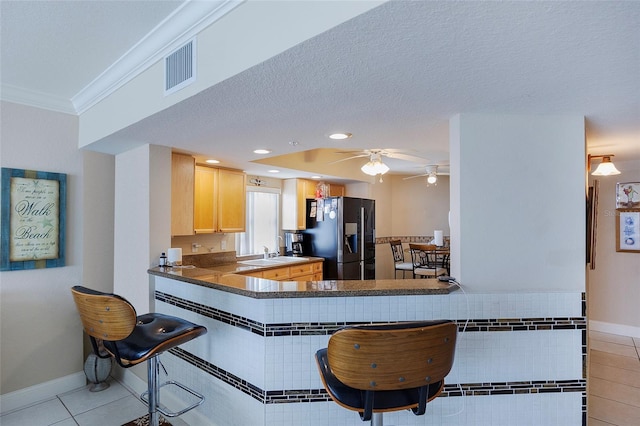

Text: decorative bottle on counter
xmin=159 ymin=252 xmax=167 ymax=267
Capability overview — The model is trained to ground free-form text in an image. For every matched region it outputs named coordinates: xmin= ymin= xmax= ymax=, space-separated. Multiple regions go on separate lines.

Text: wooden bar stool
xmin=71 ymin=286 xmax=207 ymax=426
xmin=315 ymin=320 xmax=457 ymax=425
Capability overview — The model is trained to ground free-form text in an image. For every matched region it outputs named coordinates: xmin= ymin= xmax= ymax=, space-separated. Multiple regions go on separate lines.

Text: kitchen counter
xmin=148 ymin=263 xmax=457 ymax=298
xmin=148 ymin=263 xmax=584 ymax=426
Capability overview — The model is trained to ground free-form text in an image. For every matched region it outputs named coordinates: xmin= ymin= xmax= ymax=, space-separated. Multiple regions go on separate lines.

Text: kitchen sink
xmin=270 ymin=256 xmax=308 ymax=263
xmin=239 ymin=257 xmax=308 ymax=266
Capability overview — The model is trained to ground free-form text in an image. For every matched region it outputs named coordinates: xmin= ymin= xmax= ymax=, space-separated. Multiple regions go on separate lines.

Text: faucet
xmin=277 ymin=235 xmax=284 ymax=256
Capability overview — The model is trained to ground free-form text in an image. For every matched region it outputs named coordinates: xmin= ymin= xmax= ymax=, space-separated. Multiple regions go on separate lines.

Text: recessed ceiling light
xmin=329 ymin=132 xmax=352 ymax=140
xmin=268 ymin=169 xmax=280 ymax=173
xmin=205 ymin=159 xmax=220 ymax=164
xmin=311 ymin=176 xmax=322 ymax=179
xmin=254 ymin=149 xmax=271 ymax=154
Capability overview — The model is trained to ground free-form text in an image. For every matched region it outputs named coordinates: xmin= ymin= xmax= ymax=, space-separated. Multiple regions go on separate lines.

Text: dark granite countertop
xmin=148 ymin=260 xmax=458 ymax=299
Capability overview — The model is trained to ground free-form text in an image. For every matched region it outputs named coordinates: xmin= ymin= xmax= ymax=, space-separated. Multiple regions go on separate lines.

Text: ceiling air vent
xmin=164 ymin=38 xmax=196 ymax=96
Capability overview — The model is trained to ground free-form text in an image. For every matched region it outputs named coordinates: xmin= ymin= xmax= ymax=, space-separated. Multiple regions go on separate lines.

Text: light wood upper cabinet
xmin=217 ymin=168 xmax=246 ymax=232
xmin=330 ymin=184 xmax=345 ymax=196
xmin=194 ymin=165 xmax=246 ymax=233
xmin=194 ymin=166 xmax=218 ymax=233
xmin=171 ymin=153 xmax=195 ymax=236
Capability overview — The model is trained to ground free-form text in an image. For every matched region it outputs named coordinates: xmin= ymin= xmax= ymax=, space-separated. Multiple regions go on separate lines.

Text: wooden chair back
xmin=327 ymin=321 xmax=457 ymax=391
xmin=389 ymin=239 xmax=405 ymax=262
xmin=71 ymin=286 xmax=137 ymax=341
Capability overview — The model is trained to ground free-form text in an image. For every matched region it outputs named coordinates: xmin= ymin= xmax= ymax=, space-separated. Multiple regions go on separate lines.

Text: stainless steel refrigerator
xmin=302 ymin=197 xmax=375 ymax=280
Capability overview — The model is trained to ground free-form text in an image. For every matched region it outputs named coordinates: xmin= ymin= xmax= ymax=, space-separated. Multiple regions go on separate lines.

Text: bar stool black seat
xmin=71 ymin=285 xmax=207 ymax=426
xmin=315 ymin=320 xmax=457 ymax=426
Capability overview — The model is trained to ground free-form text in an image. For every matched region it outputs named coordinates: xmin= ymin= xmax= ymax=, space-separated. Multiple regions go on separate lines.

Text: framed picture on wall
xmin=1 ymin=167 xmax=67 ymax=270
xmin=616 ymin=209 xmax=640 ymax=253
xmin=616 ymin=182 xmax=640 ymax=208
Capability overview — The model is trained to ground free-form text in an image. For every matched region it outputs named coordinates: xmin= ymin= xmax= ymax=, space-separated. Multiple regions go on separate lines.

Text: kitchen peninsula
xmin=148 ymin=262 xmax=585 ymax=426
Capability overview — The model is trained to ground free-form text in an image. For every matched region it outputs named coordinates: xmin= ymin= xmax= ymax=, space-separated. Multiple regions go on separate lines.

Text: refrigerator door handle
xmin=360 ymin=206 xmax=365 ymax=280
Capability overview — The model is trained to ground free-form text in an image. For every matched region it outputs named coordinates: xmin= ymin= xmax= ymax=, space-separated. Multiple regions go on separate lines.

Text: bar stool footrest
xmin=141 ymin=380 xmax=205 ymax=418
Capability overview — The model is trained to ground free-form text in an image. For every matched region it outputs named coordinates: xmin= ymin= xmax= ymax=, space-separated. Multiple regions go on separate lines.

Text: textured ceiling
xmin=0 ymin=0 xmax=182 ymax=100
xmin=2 ymin=1 xmax=639 ymax=181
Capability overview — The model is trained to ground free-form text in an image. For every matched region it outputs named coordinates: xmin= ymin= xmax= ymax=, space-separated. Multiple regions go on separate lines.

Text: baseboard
xmin=589 ymin=320 xmax=640 ymax=338
xmin=118 ymin=369 xmax=214 ymax=426
xmin=0 ymin=371 xmax=86 ymax=415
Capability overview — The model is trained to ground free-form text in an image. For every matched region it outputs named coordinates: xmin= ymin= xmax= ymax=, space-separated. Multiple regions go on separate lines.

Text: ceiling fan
xmin=330 ymin=149 xmax=427 ymax=182
xmin=331 ymin=148 xmax=428 ymax=165
xmin=403 ymin=164 xmax=450 ymax=184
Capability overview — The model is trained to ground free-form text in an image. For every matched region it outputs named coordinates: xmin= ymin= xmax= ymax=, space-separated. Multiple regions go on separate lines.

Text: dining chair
xmin=389 ymin=239 xmax=413 ymax=278
xmin=409 ymin=244 xmax=448 ymax=278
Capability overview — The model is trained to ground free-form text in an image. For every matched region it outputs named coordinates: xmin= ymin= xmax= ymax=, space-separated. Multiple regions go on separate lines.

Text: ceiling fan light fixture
xmin=427 ymin=173 xmax=437 ymax=184
xmin=361 ymin=159 xmax=389 ymax=176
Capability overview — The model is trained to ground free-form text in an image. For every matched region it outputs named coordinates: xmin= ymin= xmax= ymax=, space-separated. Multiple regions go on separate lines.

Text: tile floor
xmin=588 ymin=330 xmax=640 ymax=426
xmin=2 ymin=331 xmax=639 ymax=426
xmin=0 ymin=378 xmax=188 ymax=426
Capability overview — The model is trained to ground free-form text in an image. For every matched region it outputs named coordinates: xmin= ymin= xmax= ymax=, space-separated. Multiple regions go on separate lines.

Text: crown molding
xmin=71 ymin=0 xmax=244 ymax=115
xmin=0 ymin=84 xmax=77 ymax=115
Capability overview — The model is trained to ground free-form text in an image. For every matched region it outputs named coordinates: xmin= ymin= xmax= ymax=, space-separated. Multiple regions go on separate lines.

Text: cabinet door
xmin=262 ymin=267 xmax=290 ymax=280
xmin=194 ymin=166 xmax=218 ymax=233
xmin=295 ymin=180 xmax=309 ymax=230
xmin=282 ymin=179 xmax=299 ymax=230
xmin=171 ymin=153 xmax=194 ymax=236
xmin=289 ymin=263 xmax=314 ymax=278
xmin=329 ymin=184 xmax=345 ymax=196
xmin=217 ymin=169 xmax=246 ymax=232
xmin=303 ymin=179 xmax=318 ymax=199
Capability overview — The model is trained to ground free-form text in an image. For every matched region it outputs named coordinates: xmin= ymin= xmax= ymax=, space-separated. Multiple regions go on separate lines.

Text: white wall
xmin=588 ymin=159 xmax=640 ymax=337
xmin=389 ymin=174 xmax=450 ymax=236
xmin=450 ymin=114 xmax=586 ymax=292
xmin=0 ymin=101 xmax=114 ymax=396
xmin=113 ymin=144 xmax=171 ymax=313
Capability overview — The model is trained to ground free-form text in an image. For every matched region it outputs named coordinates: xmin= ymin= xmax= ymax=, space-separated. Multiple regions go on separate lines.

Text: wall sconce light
xmin=588 ymin=154 xmax=621 ymax=176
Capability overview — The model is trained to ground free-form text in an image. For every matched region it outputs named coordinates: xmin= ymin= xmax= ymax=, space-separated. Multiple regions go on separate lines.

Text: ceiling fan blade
xmin=402 ymin=173 xmax=429 ymax=180
xmin=328 ymin=153 xmax=369 ymax=165
xmin=334 ymin=150 xmax=366 ymax=154
xmin=384 ymin=152 xmax=428 ymax=163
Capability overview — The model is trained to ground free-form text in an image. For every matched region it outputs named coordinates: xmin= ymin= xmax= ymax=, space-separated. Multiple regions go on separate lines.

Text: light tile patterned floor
xmin=588 ymin=331 xmax=640 ymax=426
xmin=0 ymin=378 xmax=188 ymax=426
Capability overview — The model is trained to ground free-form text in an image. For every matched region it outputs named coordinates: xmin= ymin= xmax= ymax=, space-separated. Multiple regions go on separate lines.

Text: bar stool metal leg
xmin=148 ymin=355 xmax=160 ymax=426
xmin=371 ymin=412 xmax=383 ymax=426
xmin=140 ymin=355 xmax=205 ymax=423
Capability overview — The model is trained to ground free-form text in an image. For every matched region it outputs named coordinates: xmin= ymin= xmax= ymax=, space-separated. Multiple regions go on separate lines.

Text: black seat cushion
xmin=103 ymin=313 xmax=206 ymax=365
xmin=315 ymin=348 xmax=443 ymax=412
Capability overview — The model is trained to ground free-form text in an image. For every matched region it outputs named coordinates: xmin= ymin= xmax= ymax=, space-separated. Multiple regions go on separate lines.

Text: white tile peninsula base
xmin=152 ymin=275 xmax=585 ymax=426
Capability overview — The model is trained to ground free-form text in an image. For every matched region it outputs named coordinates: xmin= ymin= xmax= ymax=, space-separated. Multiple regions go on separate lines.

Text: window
xmin=235 ymin=187 xmax=280 ymax=256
